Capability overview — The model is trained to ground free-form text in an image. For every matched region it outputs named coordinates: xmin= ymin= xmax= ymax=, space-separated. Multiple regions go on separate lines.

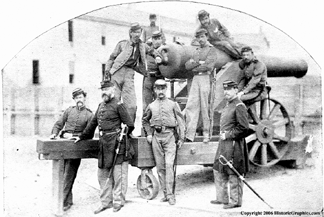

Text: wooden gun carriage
xmin=37 ymin=42 xmax=312 ymax=216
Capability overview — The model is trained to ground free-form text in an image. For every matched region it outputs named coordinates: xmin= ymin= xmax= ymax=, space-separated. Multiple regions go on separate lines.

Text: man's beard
xmin=102 ymin=93 xmax=113 ymax=102
xmin=158 ymin=93 xmax=165 ymax=99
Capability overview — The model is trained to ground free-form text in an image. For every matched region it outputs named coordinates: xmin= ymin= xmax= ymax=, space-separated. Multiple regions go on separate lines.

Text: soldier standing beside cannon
xmin=75 ymin=81 xmax=134 ymax=214
xmin=50 ymin=88 xmax=93 ymax=211
xmin=194 ymin=10 xmax=241 ymax=59
xmin=141 ymin=13 xmax=166 ymax=44
xmin=104 ymin=22 xmax=148 ymax=123
xmin=212 ymin=80 xmax=249 ymax=209
xmin=142 ymin=79 xmax=185 ymax=205
xmin=142 ymin=30 xmax=165 ymax=113
xmin=237 ymin=46 xmax=268 ymax=105
xmin=184 ymin=29 xmax=217 ymax=143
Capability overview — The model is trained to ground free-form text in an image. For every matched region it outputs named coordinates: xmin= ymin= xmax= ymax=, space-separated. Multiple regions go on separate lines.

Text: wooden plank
xmin=52 ymin=160 xmax=64 ymax=216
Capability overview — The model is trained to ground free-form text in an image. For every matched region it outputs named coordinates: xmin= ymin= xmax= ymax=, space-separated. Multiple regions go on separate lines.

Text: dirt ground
xmin=3 ymin=130 xmax=323 ymax=217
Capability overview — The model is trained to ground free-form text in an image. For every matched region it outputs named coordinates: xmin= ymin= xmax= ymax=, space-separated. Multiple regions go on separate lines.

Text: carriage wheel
xmin=136 ymin=172 xmax=159 ymax=200
xmin=246 ymin=98 xmax=292 ymax=167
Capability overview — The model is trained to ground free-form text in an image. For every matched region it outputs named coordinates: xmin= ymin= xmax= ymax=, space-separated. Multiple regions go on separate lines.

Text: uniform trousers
xmin=97 ymin=161 xmax=129 ymax=206
xmin=152 ymin=130 xmax=176 ymax=199
xmin=63 ymin=158 xmax=81 ymax=207
xmin=213 ymin=169 xmax=244 ymax=206
xmin=185 ymin=74 xmax=210 ymax=141
xmin=111 ymin=66 xmax=137 ymax=123
xmin=142 ymin=74 xmax=159 ymax=113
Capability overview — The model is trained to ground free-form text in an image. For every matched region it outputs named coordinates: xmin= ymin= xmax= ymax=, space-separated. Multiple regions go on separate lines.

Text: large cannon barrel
xmin=157 ymin=43 xmax=308 ymax=79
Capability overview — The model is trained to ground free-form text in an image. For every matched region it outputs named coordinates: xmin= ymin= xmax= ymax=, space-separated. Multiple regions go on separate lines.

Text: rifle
xmin=219 ymin=155 xmax=273 ymax=209
xmin=103 ymin=124 xmax=128 ymax=188
xmin=209 ymin=68 xmax=217 ymax=139
xmin=172 ymin=143 xmax=179 ymax=194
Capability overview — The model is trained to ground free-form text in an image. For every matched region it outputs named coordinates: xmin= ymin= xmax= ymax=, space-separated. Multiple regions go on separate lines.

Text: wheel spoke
xmin=261 ymin=143 xmax=268 ymax=165
xmin=249 ymin=124 xmax=256 ymax=131
xmin=260 ymin=100 xmax=267 ymax=120
xmin=268 ymin=103 xmax=281 ymax=120
xmin=249 ymin=140 xmax=261 ymax=161
xmin=248 ymin=107 xmax=260 ymax=124
xmin=245 ymin=133 xmax=257 ymax=143
xmin=268 ymin=141 xmax=281 ymax=159
xmin=273 ymin=133 xmax=289 ymax=142
xmin=272 ymin=118 xmax=289 ymax=128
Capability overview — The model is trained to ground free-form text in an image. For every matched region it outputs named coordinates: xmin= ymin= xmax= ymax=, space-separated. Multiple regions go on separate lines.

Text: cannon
xmin=36 ymin=42 xmax=312 ymax=209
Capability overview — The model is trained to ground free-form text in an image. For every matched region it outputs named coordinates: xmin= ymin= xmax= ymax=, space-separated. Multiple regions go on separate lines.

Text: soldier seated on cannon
xmin=192 ymin=10 xmax=242 ymax=59
xmin=237 ymin=46 xmax=268 ymax=105
xmin=49 ymin=88 xmax=94 ymax=211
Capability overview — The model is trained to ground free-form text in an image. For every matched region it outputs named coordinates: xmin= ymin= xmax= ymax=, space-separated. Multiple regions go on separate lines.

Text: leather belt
xmin=194 ymin=71 xmax=211 ymax=76
xmin=99 ymin=128 xmax=121 ymax=136
xmin=154 ymin=126 xmax=174 ymax=133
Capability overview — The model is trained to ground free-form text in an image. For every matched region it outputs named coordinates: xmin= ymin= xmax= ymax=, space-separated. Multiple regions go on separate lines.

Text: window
xmin=102 ymin=64 xmax=106 ymax=80
xmin=69 ymin=61 xmax=75 ymax=84
xmin=101 ymin=36 xmax=106 ymax=45
xmin=68 ymin=20 xmax=73 ymax=42
xmin=32 ymin=60 xmax=39 ymax=84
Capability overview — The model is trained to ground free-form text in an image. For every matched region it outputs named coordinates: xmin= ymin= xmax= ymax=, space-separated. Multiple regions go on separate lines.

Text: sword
xmin=103 ymin=124 xmax=128 ymax=189
xmin=219 ymin=155 xmax=274 ymax=209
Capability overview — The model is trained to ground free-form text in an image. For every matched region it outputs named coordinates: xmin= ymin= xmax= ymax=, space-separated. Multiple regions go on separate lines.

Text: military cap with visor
xmin=152 ymin=30 xmax=162 ymax=39
xmin=149 ymin=14 xmax=157 ymax=19
xmin=198 ymin=10 xmax=209 ymax=20
xmin=222 ymin=80 xmax=238 ymax=90
xmin=130 ymin=22 xmax=142 ymax=32
xmin=195 ymin=29 xmax=208 ymax=37
xmin=72 ymin=88 xmax=87 ymax=98
xmin=154 ymin=79 xmax=167 ymax=88
xmin=99 ymin=80 xmax=114 ymax=89
xmin=241 ymin=46 xmax=253 ymax=54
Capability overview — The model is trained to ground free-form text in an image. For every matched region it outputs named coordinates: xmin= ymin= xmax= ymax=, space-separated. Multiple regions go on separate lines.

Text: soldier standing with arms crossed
xmin=142 ymin=79 xmax=185 ymax=205
xmin=184 ymin=29 xmax=217 ymax=143
xmin=50 ymin=88 xmax=93 ymax=211
xmin=75 ymin=81 xmax=134 ymax=214
xmin=212 ymin=80 xmax=249 ymax=209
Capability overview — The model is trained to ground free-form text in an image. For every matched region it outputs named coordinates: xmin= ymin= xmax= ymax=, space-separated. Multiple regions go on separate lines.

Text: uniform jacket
xmin=146 ymin=46 xmax=164 ymax=78
xmin=51 ymin=106 xmax=93 ymax=136
xmin=238 ymin=58 xmax=267 ymax=94
xmin=213 ymin=97 xmax=249 ymax=175
xmin=196 ymin=18 xmax=232 ymax=43
xmin=142 ymin=97 xmax=185 ymax=141
xmin=185 ymin=41 xmax=217 ymax=73
xmin=106 ymin=39 xmax=148 ymax=76
xmin=79 ymin=98 xmax=134 ymax=169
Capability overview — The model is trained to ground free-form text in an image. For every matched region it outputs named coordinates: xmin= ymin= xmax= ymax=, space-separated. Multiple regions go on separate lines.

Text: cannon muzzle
xmin=157 ymin=43 xmax=308 ymax=79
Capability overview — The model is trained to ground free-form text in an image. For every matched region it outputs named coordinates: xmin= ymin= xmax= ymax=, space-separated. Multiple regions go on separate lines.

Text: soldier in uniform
xmin=141 ymin=13 xmax=166 ymax=44
xmin=212 ymin=80 xmax=249 ymax=209
xmin=104 ymin=22 xmax=148 ymax=123
xmin=75 ymin=81 xmax=134 ymax=214
xmin=193 ymin=10 xmax=241 ymax=59
xmin=237 ymin=46 xmax=268 ymax=104
xmin=184 ymin=29 xmax=217 ymax=143
xmin=50 ymin=88 xmax=93 ymax=211
xmin=142 ymin=30 xmax=165 ymax=113
xmin=142 ymin=79 xmax=185 ymax=205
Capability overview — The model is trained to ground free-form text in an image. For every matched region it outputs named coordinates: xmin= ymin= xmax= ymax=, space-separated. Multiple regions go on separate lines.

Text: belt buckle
xmin=162 ymin=126 xmax=166 ymax=131
xmin=99 ymin=131 xmax=103 ymax=136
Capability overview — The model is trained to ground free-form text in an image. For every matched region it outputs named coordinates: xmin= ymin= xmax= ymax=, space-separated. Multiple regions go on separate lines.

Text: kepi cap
xmin=154 ymin=79 xmax=167 ymax=88
xmin=195 ymin=29 xmax=208 ymax=37
xmin=72 ymin=88 xmax=86 ymax=98
xmin=149 ymin=14 xmax=157 ymax=19
xmin=198 ymin=10 xmax=209 ymax=20
xmin=130 ymin=22 xmax=142 ymax=32
xmin=152 ymin=30 xmax=162 ymax=39
xmin=241 ymin=46 xmax=253 ymax=54
xmin=223 ymin=80 xmax=238 ymax=89
xmin=100 ymin=80 xmax=114 ymax=89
